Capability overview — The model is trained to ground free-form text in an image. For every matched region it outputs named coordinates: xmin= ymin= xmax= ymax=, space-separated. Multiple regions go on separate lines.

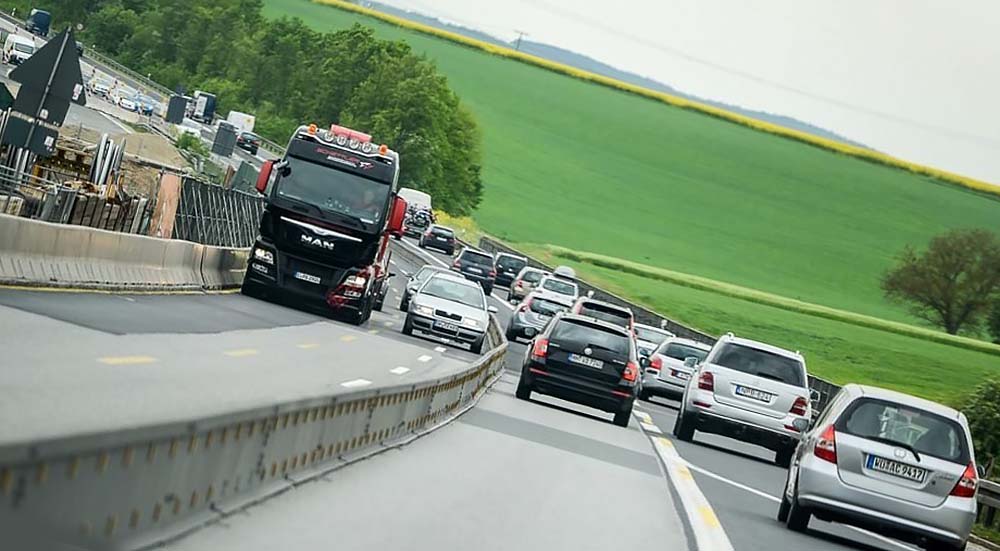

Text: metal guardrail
xmin=979 ymin=480 xmax=1000 ymax=532
xmin=0 ymin=314 xmax=507 ymax=550
xmin=173 ymin=177 xmax=265 ymax=248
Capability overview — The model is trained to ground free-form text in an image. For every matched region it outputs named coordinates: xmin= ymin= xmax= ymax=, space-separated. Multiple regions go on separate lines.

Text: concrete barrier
xmin=0 ymin=214 xmax=248 ymax=291
xmin=0 ymin=316 xmax=508 ymax=551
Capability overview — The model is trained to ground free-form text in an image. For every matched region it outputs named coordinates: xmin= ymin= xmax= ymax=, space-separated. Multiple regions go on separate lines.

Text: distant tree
xmin=988 ymin=299 xmax=1000 ymax=344
xmin=881 ymin=229 xmax=1000 ymax=335
xmin=962 ymin=378 xmax=1000 ymax=477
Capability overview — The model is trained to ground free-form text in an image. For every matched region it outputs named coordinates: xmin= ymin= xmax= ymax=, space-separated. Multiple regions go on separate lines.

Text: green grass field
xmin=264 ymin=0 xmax=1000 ymax=328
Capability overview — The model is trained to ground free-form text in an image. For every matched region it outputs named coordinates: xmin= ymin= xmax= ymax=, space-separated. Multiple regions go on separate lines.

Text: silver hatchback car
xmin=673 ymin=333 xmax=812 ymax=467
xmin=780 ymin=384 xmax=978 ymax=551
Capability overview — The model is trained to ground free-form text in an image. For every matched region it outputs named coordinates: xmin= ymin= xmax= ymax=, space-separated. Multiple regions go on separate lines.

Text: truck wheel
xmin=374 ymin=289 xmax=385 ymax=312
xmin=240 ymin=279 xmax=264 ymax=299
xmin=402 ymin=315 xmax=414 ymax=336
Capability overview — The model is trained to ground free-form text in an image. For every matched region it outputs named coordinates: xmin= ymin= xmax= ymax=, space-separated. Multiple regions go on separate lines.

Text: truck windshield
xmin=14 ymin=43 xmax=34 ymax=54
xmin=276 ymin=155 xmax=390 ymax=228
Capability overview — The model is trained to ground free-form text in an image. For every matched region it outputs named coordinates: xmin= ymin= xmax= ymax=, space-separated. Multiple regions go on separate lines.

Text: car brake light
xmin=489 ymin=269 xmax=496 ymax=277
xmin=530 ymin=338 xmax=548 ymax=361
xmin=452 ymin=260 xmax=460 ymax=268
xmin=698 ymin=371 xmax=714 ymax=391
xmin=649 ymin=356 xmax=662 ymax=372
xmin=790 ymin=396 xmax=808 ymax=416
xmin=950 ymin=462 xmax=978 ymax=498
xmin=515 ymin=281 xmax=523 ymax=288
xmin=623 ymin=361 xmax=638 ymax=382
xmin=519 ymin=296 xmax=533 ymax=312
xmin=814 ymin=424 xmax=837 ymax=463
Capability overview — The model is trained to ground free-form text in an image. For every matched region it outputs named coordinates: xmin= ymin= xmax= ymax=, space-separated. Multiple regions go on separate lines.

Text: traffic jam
xmin=242 ymin=121 xmax=981 ymax=551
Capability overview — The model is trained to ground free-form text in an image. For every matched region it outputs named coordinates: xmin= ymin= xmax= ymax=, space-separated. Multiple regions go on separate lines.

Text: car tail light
xmin=697 ymin=371 xmax=714 ymax=391
xmin=452 ymin=260 xmax=460 ymax=269
xmin=623 ymin=361 xmax=638 ymax=382
xmin=814 ymin=424 xmax=837 ymax=463
xmin=790 ymin=396 xmax=808 ymax=416
xmin=489 ymin=269 xmax=497 ymax=277
xmin=950 ymin=462 xmax=978 ymax=498
xmin=530 ymin=338 xmax=548 ymax=361
xmin=518 ymin=296 xmax=533 ymax=313
xmin=515 ymin=280 xmax=523 ymax=288
xmin=649 ymin=355 xmax=662 ymax=372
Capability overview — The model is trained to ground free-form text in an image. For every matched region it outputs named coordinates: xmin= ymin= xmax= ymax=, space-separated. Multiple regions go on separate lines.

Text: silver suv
xmin=674 ymin=333 xmax=811 ymax=467
xmin=780 ymin=384 xmax=978 ymax=551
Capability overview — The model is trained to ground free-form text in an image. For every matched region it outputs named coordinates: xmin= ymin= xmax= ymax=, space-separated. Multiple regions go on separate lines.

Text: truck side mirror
xmin=388 ymin=196 xmax=407 ymax=236
xmin=255 ymin=160 xmax=273 ymax=195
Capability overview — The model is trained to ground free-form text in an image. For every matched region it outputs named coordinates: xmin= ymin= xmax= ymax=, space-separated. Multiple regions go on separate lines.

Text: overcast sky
xmin=375 ymin=0 xmax=1000 ymax=184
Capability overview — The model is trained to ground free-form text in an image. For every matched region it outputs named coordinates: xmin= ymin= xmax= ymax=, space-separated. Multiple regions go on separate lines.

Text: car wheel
xmin=923 ymin=540 xmax=966 ymax=551
xmin=515 ymin=373 xmax=532 ymax=400
xmin=775 ymin=446 xmax=795 ymax=468
xmin=505 ymin=325 xmax=519 ymax=341
xmin=673 ymin=407 xmax=696 ymax=441
xmin=484 ymin=283 xmax=493 ymax=295
xmin=777 ymin=492 xmax=791 ymax=523
xmin=398 ymin=292 xmax=410 ymax=311
xmin=402 ymin=314 xmax=414 ymax=336
xmin=785 ymin=491 xmax=811 ymax=533
xmin=470 ymin=335 xmax=485 ymax=354
xmin=638 ymin=389 xmax=649 ymax=401
xmin=612 ymin=408 xmax=631 ymax=427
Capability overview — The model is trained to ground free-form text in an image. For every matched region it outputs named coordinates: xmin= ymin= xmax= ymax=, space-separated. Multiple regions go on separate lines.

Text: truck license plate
xmin=294 ymin=271 xmax=321 ymax=284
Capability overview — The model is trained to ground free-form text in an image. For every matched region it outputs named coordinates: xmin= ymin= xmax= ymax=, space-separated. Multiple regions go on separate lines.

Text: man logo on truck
xmin=301 ymin=234 xmax=336 ymax=250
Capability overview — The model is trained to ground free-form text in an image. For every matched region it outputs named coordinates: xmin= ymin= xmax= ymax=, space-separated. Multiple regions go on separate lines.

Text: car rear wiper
xmin=584 ymin=342 xmax=620 ymax=354
xmin=865 ymin=436 xmax=922 ymax=462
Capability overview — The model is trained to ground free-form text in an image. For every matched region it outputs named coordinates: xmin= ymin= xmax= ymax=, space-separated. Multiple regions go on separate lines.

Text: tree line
xmin=0 ymin=0 xmax=484 ymax=215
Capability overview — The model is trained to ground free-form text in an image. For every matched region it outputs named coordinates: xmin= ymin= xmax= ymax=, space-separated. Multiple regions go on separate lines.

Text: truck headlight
xmin=462 ymin=317 xmax=482 ymax=329
xmin=414 ymin=305 xmax=434 ymax=316
xmin=253 ymin=248 xmax=274 ymax=264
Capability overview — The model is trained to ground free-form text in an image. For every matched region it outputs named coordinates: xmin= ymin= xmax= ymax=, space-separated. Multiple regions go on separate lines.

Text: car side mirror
xmin=977 ymin=464 xmax=987 ymax=478
xmin=683 ymin=356 xmax=698 ymax=368
xmin=809 ymin=389 xmax=822 ymax=404
xmin=639 ymin=356 xmax=649 ymax=368
xmin=792 ymin=418 xmax=810 ymax=433
xmin=586 ymin=290 xmax=595 ymax=298
xmin=487 ymin=306 xmax=498 ymax=314
xmin=255 ymin=160 xmax=273 ymax=194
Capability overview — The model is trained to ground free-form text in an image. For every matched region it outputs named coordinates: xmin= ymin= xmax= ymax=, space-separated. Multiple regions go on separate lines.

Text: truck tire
xmin=240 ymin=278 xmax=264 ymax=299
xmin=374 ymin=287 xmax=385 ymax=312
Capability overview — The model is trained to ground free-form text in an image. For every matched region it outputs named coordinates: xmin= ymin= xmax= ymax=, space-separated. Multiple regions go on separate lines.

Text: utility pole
xmin=514 ymin=30 xmax=528 ymax=51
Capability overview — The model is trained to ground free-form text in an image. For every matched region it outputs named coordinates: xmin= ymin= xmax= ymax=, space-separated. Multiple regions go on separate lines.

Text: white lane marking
xmin=635 ymin=411 xmax=653 ymax=424
xmin=490 ymin=292 xmax=515 ymax=311
xmin=388 ymin=288 xmax=396 ymax=294
xmin=390 ymin=367 xmax=410 ymax=375
xmin=434 ymin=346 xmax=447 ymax=353
xmin=340 ymin=378 xmax=372 ymax=388
xmin=417 ymin=355 xmax=432 ymax=363
xmin=383 ymin=321 xmax=394 ymax=328
xmin=389 ymin=260 xmax=396 ymax=266
xmin=640 ymin=422 xmax=662 ymax=434
xmin=652 ymin=437 xmax=735 ymax=551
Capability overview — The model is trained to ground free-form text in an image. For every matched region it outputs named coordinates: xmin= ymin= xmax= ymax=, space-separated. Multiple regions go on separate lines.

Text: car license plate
xmin=467 ymin=267 xmax=481 ymax=273
xmin=436 ymin=236 xmax=448 ymax=241
xmin=734 ymin=385 xmax=773 ymax=402
xmin=434 ymin=321 xmax=459 ymax=332
xmin=867 ymin=455 xmax=927 ymax=482
xmin=568 ymin=354 xmax=603 ymax=369
xmin=672 ymin=370 xmax=690 ymax=380
xmin=294 ymin=271 xmax=321 ymax=284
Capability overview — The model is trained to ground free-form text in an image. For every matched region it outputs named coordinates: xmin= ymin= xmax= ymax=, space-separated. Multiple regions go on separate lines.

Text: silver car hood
xmin=412 ymin=293 xmax=488 ymax=324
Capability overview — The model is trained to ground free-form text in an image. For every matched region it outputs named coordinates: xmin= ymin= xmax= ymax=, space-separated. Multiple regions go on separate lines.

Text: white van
xmin=3 ymin=34 xmax=35 ymax=65
xmin=398 ymin=187 xmax=432 ymax=211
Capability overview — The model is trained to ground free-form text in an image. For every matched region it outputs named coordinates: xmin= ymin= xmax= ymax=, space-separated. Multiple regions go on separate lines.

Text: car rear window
xmin=635 ymin=326 xmax=670 ymax=343
xmin=836 ymin=398 xmax=969 ymax=464
xmin=712 ymin=344 xmax=805 ymax=387
xmin=541 ymin=278 xmax=576 ymax=296
xmin=529 ymin=297 xmax=569 ymax=317
xmin=461 ymin=250 xmax=493 ymax=266
xmin=431 ymin=227 xmax=453 ymax=237
xmin=521 ymin=270 xmax=544 ymax=283
xmin=550 ymin=320 xmax=630 ymax=356
xmin=497 ymin=256 xmax=526 ymax=271
xmin=578 ymin=303 xmax=631 ymax=327
xmin=660 ymin=342 xmax=709 ymax=363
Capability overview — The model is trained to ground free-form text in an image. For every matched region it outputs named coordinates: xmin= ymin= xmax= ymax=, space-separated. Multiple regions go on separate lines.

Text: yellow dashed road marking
xmin=224 ymin=349 xmax=258 ymax=358
xmin=297 ymin=343 xmax=320 ymax=349
xmin=98 ymin=356 xmax=157 ymax=365
xmin=340 ymin=335 xmax=358 ymax=343
xmin=698 ymin=505 xmax=721 ymax=528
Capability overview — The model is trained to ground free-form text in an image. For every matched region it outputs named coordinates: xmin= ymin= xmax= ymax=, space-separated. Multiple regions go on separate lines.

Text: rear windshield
xmin=635 ymin=326 xmax=670 ymax=343
xmin=431 ymin=227 xmax=453 ymax=237
xmin=541 ymin=278 xmax=576 ymax=296
xmin=550 ymin=320 xmax=630 ymax=356
xmin=529 ymin=297 xmax=569 ymax=317
xmin=461 ymin=250 xmax=493 ymax=266
xmin=712 ymin=343 xmax=805 ymax=387
xmin=836 ymin=398 xmax=969 ymax=464
xmin=14 ymin=42 xmax=34 ymax=54
xmin=497 ymin=255 xmax=526 ymax=271
xmin=579 ymin=303 xmax=631 ymax=327
xmin=521 ymin=270 xmax=544 ymax=283
xmin=660 ymin=342 xmax=709 ymax=363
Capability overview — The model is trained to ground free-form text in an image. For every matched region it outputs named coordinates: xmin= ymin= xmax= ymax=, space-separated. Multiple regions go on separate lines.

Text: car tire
xmin=612 ymin=408 xmax=631 ymax=427
xmin=777 ymin=492 xmax=791 ymax=523
xmin=775 ymin=446 xmax=795 ymax=468
xmin=638 ymin=389 xmax=649 ymax=401
xmin=470 ymin=335 xmax=485 ymax=354
xmin=484 ymin=283 xmax=493 ymax=295
xmin=923 ymin=541 xmax=966 ymax=551
xmin=402 ymin=314 xmax=414 ymax=336
xmin=515 ymin=373 xmax=532 ymax=400
xmin=398 ymin=294 xmax=410 ymax=311
xmin=505 ymin=325 xmax=519 ymax=341
xmin=785 ymin=491 xmax=811 ymax=533
xmin=673 ymin=407 xmax=696 ymax=442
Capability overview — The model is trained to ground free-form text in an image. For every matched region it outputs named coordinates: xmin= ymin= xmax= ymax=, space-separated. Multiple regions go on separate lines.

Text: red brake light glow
xmin=530 ymin=338 xmax=549 ymax=361
xmin=814 ymin=424 xmax=837 ymax=463
xmin=519 ymin=296 xmax=533 ymax=313
xmin=623 ymin=362 xmax=638 ymax=382
xmin=698 ymin=371 xmax=714 ymax=391
xmin=950 ymin=462 xmax=978 ymax=498
xmin=790 ymin=396 xmax=809 ymax=417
